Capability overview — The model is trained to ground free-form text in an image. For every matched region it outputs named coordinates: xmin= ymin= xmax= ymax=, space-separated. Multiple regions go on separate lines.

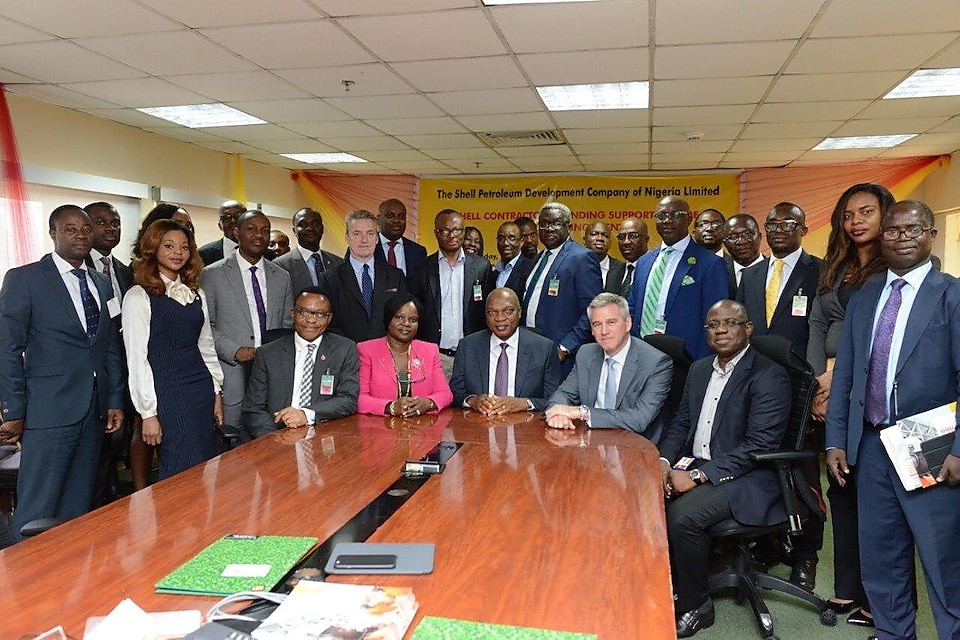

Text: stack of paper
xmin=880 ymin=402 xmax=957 ymax=490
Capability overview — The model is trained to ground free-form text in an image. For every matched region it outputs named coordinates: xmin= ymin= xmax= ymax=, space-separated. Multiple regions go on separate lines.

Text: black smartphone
xmin=333 ymin=553 xmax=398 ymax=570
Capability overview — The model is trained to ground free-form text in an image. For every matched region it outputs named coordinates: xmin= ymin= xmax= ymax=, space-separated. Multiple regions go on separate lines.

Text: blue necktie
xmin=71 ymin=268 xmax=100 ymax=344
xmin=865 ymin=278 xmax=907 ymax=426
xmin=250 ymin=266 xmax=267 ymax=337
xmin=361 ymin=263 xmax=374 ymax=319
xmin=311 ymin=252 xmax=324 ymax=286
xmin=522 ymin=249 xmax=552 ymax=309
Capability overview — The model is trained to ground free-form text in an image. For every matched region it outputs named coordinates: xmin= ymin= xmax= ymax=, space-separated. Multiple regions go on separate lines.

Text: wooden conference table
xmin=1 ymin=410 xmax=675 ymax=639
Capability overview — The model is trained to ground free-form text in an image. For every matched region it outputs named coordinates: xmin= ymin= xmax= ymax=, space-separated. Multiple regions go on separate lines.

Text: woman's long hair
xmin=132 ymin=219 xmax=204 ymax=296
xmin=818 ymin=183 xmax=895 ymax=294
xmin=132 ymin=202 xmax=191 ymax=259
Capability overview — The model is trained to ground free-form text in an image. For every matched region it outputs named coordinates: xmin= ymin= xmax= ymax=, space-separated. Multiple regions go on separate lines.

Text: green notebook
xmin=411 ymin=617 xmax=596 ymax=640
xmin=155 ymin=534 xmax=318 ymax=596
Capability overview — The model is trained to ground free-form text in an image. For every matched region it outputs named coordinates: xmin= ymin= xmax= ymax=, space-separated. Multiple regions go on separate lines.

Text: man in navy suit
xmin=521 ymin=202 xmax=604 ymax=376
xmin=199 ymin=200 xmax=244 ymax=266
xmin=493 ymin=221 xmax=534 ymax=300
xmin=374 ymin=198 xmax=427 ymax=276
xmin=628 ymin=196 xmax=728 ymax=360
xmin=659 ymin=300 xmax=791 ymax=637
xmin=826 ymin=200 xmax=960 ymax=640
xmin=83 ymin=202 xmax=133 ymax=302
xmin=450 ymin=288 xmax=561 ymax=414
xmin=0 ymin=206 xmax=125 ymax=539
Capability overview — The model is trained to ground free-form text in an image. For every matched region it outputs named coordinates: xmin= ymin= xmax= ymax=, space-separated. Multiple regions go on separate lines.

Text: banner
xmin=418 ymin=174 xmax=740 ymax=261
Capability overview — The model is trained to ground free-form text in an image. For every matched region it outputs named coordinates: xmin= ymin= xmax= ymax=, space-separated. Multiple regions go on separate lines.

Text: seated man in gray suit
xmin=243 ymin=288 xmax=359 ymax=438
xmin=546 ymin=292 xmax=672 ymax=439
xmin=450 ymin=288 xmax=562 ymax=415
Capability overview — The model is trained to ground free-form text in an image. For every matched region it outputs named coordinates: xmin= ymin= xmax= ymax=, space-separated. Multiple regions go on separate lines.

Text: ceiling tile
xmin=723 ymin=151 xmax=802 ymax=165
xmin=512 ymin=158 xmax=585 ymax=172
xmin=653 ymin=124 xmax=742 ymax=142
xmin=8 ymin=84 xmax=122 ymax=110
xmin=578 ymin=153 xmax=649 ymax=164
xmin=796 ymin=148 xmax=884 ymax=162
xmin=0 ymin=40 xmax=144 ymax=83
xmin=787 ymin=34 xmax=956 ymax=75
xmin=323 ymin=136 xmax=412 ymax=152
xmin=204 ymin=141 xmax=267 ymax=154
xmin=653 ymin=76 xmax=772 ymax=107
xmin=429 ymin=88 xmax=542 ymax=116
xmin=518 ymin=49 xmax=648 ymax=86
xmin=878 ymin=145 xmax=960 ymax=158
xmin=656 ymin=41 xmax=797 ymax=80
xmin=0 ymin=0 xmax=179 ymax=38
xmin=207 ymin=123 xmax=303 ymax=141
xmin=564 ymin=128 xmax=649 ymax=144
xmin=227 ymin=99 xmax=349 ymax=124
xmin=377 ymin=159 xmax=453 ymax=172
xmin=0 ymin=68 xmax=40 ymax=83
xmin=933 ymin=117 xmax=960 ymax=133
xmin=287 ymin=120 xmax=380 ymax=137
xmin=813 ymin=0 xmax=960 ymax=37
xmin=340 ymin=9 xmax=505 ymax=62
xmin=64 ymin=77 xmax=211 ymax=108
xmin=653 ymin=104 xmax=756 ymax=126
xmin=443 ymin=159 xmax=520 ymax=173
xmin=393 ymin=57 xmax=527 ymax=92
xmin=396 ymin=133 xmax=486 ymax=149
xmin=833 ymin=117 xmax=950 ymax=137
xmin=423 ymin=146 xmax=503 ymax=161
xmin=926 ymin=41 xmax=960 ymax=68
xmin=857 ymin=97 xmax=960 ymax=120
xmin=144 ymin=0 xmax=322 ymax=28
xmin=551 ymin=110 xmax=647 ymax=129
xmin=650 ymin=140 xmax=734 ymax=154
xmin=251 ymin=139 xmax=339 ymax=154
xmin=767 ymin=72 xmax=904 ymax=102
xmin=365 ymin=117 xmax=469 ymax=135
xmin=651 ymin=152 xmax=725 ymax=164
xmin=362 ymin=149 xmax=432 ymax=162
xmin=76 ymin=30 xmax=255 ymax=76
xmin=491 ymin=0 xmax=648 ymax=53
xmin=84 ymin=108 xmax=177 ymax=128
xmin=656 ymin=0 xmax=823 ymax=45
xmin=275 ymin=64 xmax=415 ymax=97
xmin=202 ymin=21 xmax=374 ymax=69
xmin=0 ymin=16 xmax=54 ymax=45
xmin=143 ymin=126 xmax=230 ymax=143
xmin=752 ymin=100 xmax=871 ymax=123
xmin=582 ymin=161 xmax=650 ymax=172
xmin=574 ymin=142 xmax=653 ymax=156
xmin=651 ymin=160 xmax=721 ymax=170
xmin=497 ymin=145 xmax=576 ymax=159
xmin=313 ymin=0 xmax=475 ymax=17
xmin=740 ymin=120 xmax=844 ymax=140
xmin=456 ymin=112 xmax=556 ymax=133
xmin=899 ymin=131 xmax=960 ymax=147
xmin=729 ymin=138 xmax=822 ymax=152
xmin=167 ymin=71 xmax=311 ymax=102
xmin=326 ymin=94 xmax=446 ymax=119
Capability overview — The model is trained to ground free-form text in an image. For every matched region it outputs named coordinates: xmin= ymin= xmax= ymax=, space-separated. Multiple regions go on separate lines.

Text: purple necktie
xmin=494 ymin=342 xmax=509 ymax=396
xmin=250 ymin=266 xmax=267 ymax=337
xmin=865 ymin=278 xmax=907 ymax=426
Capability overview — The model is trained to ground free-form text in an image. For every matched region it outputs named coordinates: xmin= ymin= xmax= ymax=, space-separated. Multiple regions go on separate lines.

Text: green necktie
xmin=640 ymin=247 xmax=674 ymax=336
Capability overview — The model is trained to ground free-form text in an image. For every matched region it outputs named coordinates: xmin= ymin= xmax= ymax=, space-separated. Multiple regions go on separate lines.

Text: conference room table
xmin=1 ymin=410 xmax=675 ymax=639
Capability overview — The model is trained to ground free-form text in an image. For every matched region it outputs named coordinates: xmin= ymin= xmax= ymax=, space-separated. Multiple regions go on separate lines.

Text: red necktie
xmin=387 ymin=241 xmax=398 ymax=267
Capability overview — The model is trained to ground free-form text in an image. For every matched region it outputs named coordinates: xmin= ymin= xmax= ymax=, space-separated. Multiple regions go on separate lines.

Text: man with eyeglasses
xmin=692 ymin=209 xmax=725 ymax=255
xmin=493 ymin=221 xmax=535 ymax=299
xmin=826 ymin=200 xmax=960 ymax=639
xmin=583 ymin=221 xmax=625 ymax=294
xmin=200 ymin=200 xmax=248 ymax=265
xmin=243 ymin=288 xmax=359 ymax=439
xmin=408 ymin=209 xmax=492 ymax=377
xmin=721 ymin=214 xmax=764 ymax=298
xmin=615 ymin=218 xmax=650 ymax=297
xmin=373 ymin=198 xmax=427 ymax=276
xmin=450 ymin=288 xmax=561 ymax=415
xmin=627 ymin=196 xmax=728 ymax=359
xmin=736 ymin=202 xmax=823 ymax=589
xmin=521 ymin=202 xmax=604 ymax=376
xmin=659 ymin=300 xmax=791 ymax=637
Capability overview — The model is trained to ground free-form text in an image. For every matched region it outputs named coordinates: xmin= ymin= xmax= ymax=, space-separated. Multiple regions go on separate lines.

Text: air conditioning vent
xmin=476 ymin=129 xmax=567 ymax=148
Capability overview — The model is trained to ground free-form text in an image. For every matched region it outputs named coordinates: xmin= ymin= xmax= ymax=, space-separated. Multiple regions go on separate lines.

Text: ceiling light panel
xmin=281 ymin=152 xmax=368 ymax=163
xmin=812 ymin=134 xmax=916 ymax=150
xmin=537 ymin=82 xmax=648 ymax=111
xmin=137 ymin=104 xmax=265 ymax=128
xmin=885 ymin=68 xmax=960 ymax=99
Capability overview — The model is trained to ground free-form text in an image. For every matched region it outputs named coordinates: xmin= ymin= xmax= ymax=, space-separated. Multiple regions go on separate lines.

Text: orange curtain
xmin=0 ymin=83 xmax=36 ymax=266
xmin=742 ymin=155 xmax=949 ymax=233
xmin=292 ymin=172 xmax=418 ymax=253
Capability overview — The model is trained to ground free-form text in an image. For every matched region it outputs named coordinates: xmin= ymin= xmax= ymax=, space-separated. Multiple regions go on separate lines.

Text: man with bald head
xmin=493 ymin=221 xmax=535 ymax=300
xmin=269 ymin=230 xmax=290 ymax=257
xmin=274 ymin=207 xmax=344 ymax=296
xmin=615 ymin=218 xmax=650 ymax=297
xmin=199 ymin=200 xmax=246 ymax=265
xmin=692 ymin=209 xmax=725 ymax=255
xmin=450 ymin=288 xmax=561 ymax=414
xmin=627 ymin=196 xmax=727 ymax=359
xmin=374 ymin=198 xmax=426 ymax=276
xmin=584 ymin=221 xmax=626 ymax=294
xmin=721 ymin=214 xmax=764 ymax=298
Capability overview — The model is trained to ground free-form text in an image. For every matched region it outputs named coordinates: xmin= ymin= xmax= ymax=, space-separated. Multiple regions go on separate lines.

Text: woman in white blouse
xmin=122 ymin=219 xmax=224 ymax=480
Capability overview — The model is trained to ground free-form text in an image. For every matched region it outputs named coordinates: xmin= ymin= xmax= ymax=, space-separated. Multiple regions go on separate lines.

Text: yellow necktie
xmin=765 ymin=259 xmax=783 ymax=326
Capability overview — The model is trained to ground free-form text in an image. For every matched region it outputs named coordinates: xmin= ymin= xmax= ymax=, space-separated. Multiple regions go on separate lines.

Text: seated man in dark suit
xmin=658 ymin=300 xmax=790 ymax=637
xmin=243 ymin=288 xmax=359 ymax=439
xmin=545 ymin=292 xmax=672 ymax=438
xmin=450 ymin=288 xmax=561 ymax=415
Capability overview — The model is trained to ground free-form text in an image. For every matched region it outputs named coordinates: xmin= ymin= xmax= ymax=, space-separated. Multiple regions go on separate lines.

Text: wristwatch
xmin=689 ymin=469 xmax=705 ymax=485
xmin=578 ymin=404 xmax=589 ymax=421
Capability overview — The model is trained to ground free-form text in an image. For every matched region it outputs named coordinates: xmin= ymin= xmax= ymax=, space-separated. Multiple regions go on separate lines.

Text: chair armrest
xmin=750 ymin=449 xmax=818 ymax=463
xmin=216 ymin=424 xmax=242 ymax=449
xmin=20 ymin=517 xmax=69 ymax=538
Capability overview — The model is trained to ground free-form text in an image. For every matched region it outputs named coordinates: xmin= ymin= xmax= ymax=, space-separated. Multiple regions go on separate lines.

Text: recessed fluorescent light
xmin=137 ymin=104 xmax=265 ymax=128
xmin=885 ymin=68 xmax=960 ymax=99
xmin=813 ymin=134 xmax=916 ymax=150
xmin=281 ymin=153 xmax=368 ymax=164
xmin=537 ymin=82 xmax=648 ymax=111
xmin=483 ymin=0 xmax=600 ymax=4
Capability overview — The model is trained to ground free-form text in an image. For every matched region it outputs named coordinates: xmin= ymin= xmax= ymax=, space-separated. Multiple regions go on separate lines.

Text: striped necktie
xmin=639 ymin=247 xmax=673 ymax=336
xmin=299 ymin=344 xmax=316 ymax=408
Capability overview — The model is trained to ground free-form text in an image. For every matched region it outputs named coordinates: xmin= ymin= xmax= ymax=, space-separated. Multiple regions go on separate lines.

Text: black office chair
xmin=642 ymin=334 xmax=693 ymax=445
xmin=706 ymin=335 xmax=835 ymax=640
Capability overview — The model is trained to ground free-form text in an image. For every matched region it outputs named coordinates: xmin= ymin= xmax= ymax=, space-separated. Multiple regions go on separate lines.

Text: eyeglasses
xmin=617 ymin=232 xmax=647 ymax=242
xmin=703 ymin=319 xmax=749 ymax=331
xmin=496 ymin=234 xmax=520 ymax=243
xmin=435 ymin=228 xmax=464 ymax=237
xmin=723 ymin=231 xmax=758 ymax=245
xmin=654 ymin=210 xmax=689 ymax=222
xmin=486 ymin=307 xmax=519 ymax=317
xmin=695 ymin=221 xmax=723 ymax=231
xmin=219 ymin=213 xmax=240 ymax=222
xmin=538 ymin=221 xmax=565 ymax=231
xmin=764 ymin=220 xmax=802 ymax=233
xmin=293 ymin=308 xmax=332 ymax=320
xmin=881 ymin=225 xmax=932 ymax=241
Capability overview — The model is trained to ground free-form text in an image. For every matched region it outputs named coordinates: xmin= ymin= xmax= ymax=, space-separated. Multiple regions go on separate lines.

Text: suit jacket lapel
xmin=633 ymin=249 xmax=658 ymax=304
xmin=896 ymin=269 xmax=946 ymax=376
xmin=43 ymin=256 xmax=88 ymax=339
xmin=225 ymin=257 xmax=255 ymax=334
xmin=770 ymin=252 xmax=810 ymax=326
xmin=263 ymin=262 xmax=286 ymax=325
xmin=342 ymin=262 xmax=364 ymax=306
xmin=427 ymin=255 xmax=441 ymax=316
xmin=583 ymin=348 xmax=602 ymax=407
xmin=616 ymin=341 xmax=641 ymax=406
xmin=746 ymin=257 xmax=770 ymax=327
xmin=711 ymin=350 xmax=753 ymax=438
xmin=478 ymin=333 xmax=492 ymax=394
xmin=664 ymin=243 xmax=693 ymax=314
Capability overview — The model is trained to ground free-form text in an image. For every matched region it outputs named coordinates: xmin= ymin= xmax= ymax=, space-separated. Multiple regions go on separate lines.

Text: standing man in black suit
xmin=584 ymin=221 xmax=625 ymax=294
xmin=692 ymin=209 xmax=725 ymax=256
xmin=375 ymin=198 xmax=427 ymax=276
xmin=614 ymin=218 xmax=650 ymax=297
xmin=0 ymin=206 xmax=125 ymax=539
xmin=721 ymin=214 xmax=764 ymax=299
xmin=659 ymin=300 xmax=791 ymax=637
xmin=318 ymin=210 xmax=408 ymax=343
xmin=243 ymin=288 xmax=358 ymax=439
xmin=199 ymin=200 xmax=245 ymax=266
xmin=84 ymin=202 xmax=133 ymax=302
xmin=409 ymin=209 xmax=492 ymax=377
xmin=492 ymin=221 xmax=534 ymax=299
xmin=515 ymin=216 xmax=540 ymax=260
xmin=274 ymin=207 xmax=344 ymax=297
xmin=450 ymin=288 xmax=561 ymax=414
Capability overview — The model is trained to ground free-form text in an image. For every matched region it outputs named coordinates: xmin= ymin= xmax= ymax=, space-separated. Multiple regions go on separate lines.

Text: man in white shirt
xmin=375 ymin=198 xmax=426 ymax=276
xmin=274 ymin=207 xmax=344 ymax=296
xmin=693 ymin=209 xmax=725 ymax=256
xmin=721 ymin=214 xmax=764 ymax=298
xmin=614 ymin=218 xmax=650 ymax=297
xmin=584 ymin=221 xmax=626 ymax=294
xmin=83 ymin=202 xmax=133 ymax=304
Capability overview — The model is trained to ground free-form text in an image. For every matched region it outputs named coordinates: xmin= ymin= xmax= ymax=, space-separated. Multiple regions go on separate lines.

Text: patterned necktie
xmin=100 ymin=256 xmax=111 ymax=278
xmin=249 ymin=266 xmax=267 ymax=336
xmin=299 ymin=343 xmax=316 ymax=408
xmin=311 ymin=252 xmax=324 ymax=286
xmin=71 ymin=268 xmax=101 ymax=344
xmin=387 ymin=241 xmax=399 ymax=268
xmin=361 ymin=263 xmax=374 ymax=318
xmin=494 ymin=342 xmax=509 ymax=396
xmin=639 ymin=247 xmax=673 ymax=336
xmin=620 ymin=263 xmax=635 ymax=297
xmin=765 ymin=259 xmax=784 ymax=326
xmin=522 ymin=249 xmax=552 ymax=308
xmin=865 ymin=278 xmax=907 ymax=426
xmin=603 ymin=357 xmax=618 ymax=410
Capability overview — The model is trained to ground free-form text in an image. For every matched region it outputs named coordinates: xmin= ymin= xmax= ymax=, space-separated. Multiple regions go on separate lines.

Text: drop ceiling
xmin=1 ymin=0 xmax=960 ymax=175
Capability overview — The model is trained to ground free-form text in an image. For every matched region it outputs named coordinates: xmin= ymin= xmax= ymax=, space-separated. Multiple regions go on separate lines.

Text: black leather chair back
xmin=642 ymin=334 xmax=694 ymax=445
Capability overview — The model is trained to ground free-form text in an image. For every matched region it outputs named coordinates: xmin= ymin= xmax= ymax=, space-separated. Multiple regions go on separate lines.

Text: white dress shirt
xmin=380 ymin=233 xmax=407 ymax=274
xmin=439 ymin=250 xmax=465 ymax=350
xmin=121 ymin=275 xmax=223 ymax=420
xmin=222 ymin=236 xmax=238 ymax=257
xmin=89 ymin=248 xmax=122 ymax=300
xmin=524 ymin=246 xmax=561 ymax=328
xmin=595 ymin=341 xmax=630 ymax=410
xmin=599 ymin=255 xmax=610 ymax=283
xmin=52 ymin=252 xmax=101 ymax=333
xmin=649 ymin=235 xmax=691 ymax=321
xmin=291 ymin=333 xmax=324 ymax=424
xmin=734 ymin=253 xmax=765 ymax=286
xmin=764 ymin=247 xmax=803 ymax=307
xmin=692 ymin=345 xmax=750 ymax=460
xmin=239 ymin=255 xmax=268 ymax=347
xmin=487 ymin=329 xmax=520 ymax=396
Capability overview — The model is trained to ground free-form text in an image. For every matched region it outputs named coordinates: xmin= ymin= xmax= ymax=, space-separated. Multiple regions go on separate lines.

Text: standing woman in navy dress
xmin=122 ymin=219 xmax=224 ymax=479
